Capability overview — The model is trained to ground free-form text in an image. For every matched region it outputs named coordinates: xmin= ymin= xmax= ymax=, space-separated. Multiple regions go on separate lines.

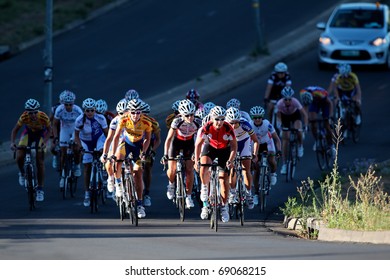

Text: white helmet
xmin=210 ymin=106 xmax=226 ymax=117
xmin=274 ymin=62 xmax=288 ymax=72
xmin=338 ymin=63 xmax=351 ymax=76
xmin=226 ymin=107 xmax=241 ymax=122
xmin=82 ymin=98 xmax=96 ymax=109
xmin=116 ymin=99 xmax=127 ymax=114
xmin=281 ymin=86 xmax=294 ymax=98
xmin=178 ymin=99 xmax=196 ymax=115
xmin=125 ymin=89 xmax=140 ymax=100
xmin=195 ymin=108 xmax=206 ymax=119
xmin=249 ymin=106 xmax=265 ymax=118
xmin=61 ymin=90 xmax=76 ymax=103
xmin=203 ymin=102 xmax=215 ymax=114
xmin=226 ymin=98 xmax=240 ymax=109
xmin=25 ymin=98 xmax=40 ymax=111
xmin=202 ymin=114 xmax=211 ymax=126
xmin=300 ymin=91 xmax=313 ymax=105
xmin=95 ymin=99 xmax=108 ymax=114
xmin=141 ymin=101 xmax=151 ymax=114
xmin=126 ymin=98 xmax=143 ymax=111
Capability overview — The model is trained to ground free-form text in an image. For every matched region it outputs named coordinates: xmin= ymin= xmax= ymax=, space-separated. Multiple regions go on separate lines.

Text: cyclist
xmin=249 ymin=106 xmax=281 ymax=204
xmin=50 ymin=91 xmax=65 ymax=170
xmin=161 ymin=99 xmax=201 ymax=209
xmin=225 ymin=107 xmax=259 ymax=210
xmin=101 ymin=98 xmax=128 ymax=196
xmin=276 ymin=86 xmax=308 ymax=175
xmin=202 ymin=101 xmax=216 ymax=116
xmin=194 ymin=106 xmax=237 ymax=223
xmin=165 ymin=100 xmax=181 ymax=129
xmin=74 ymin=98 xmax=108 ymax=207
xmin=10 ymin=99 xmax=52 ymax=202
xmin=52 ymin=90 xmax=83 ymax=189
xmin=140 ymin=101 xmax=161 ymax=207
xmin=186 ymin=88 xmax=204 ymax=111
xmin=96 ymin=99 xmax=116 ymax=125
xmin=334 ymin=63 xmax=362 ymax=127
xmin=226 ymin=98 xmax=252 ymax=124
xmin=264 ymin=62 xmax=292 ymax=121
xmin=300 ymin=86 xmax=334 ymax=154
xmin=110 ymin=98 xmax=152 ymax=219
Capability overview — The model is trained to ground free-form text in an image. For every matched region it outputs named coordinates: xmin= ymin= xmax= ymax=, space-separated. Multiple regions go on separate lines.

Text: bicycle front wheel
xmin=176 ymin=172 xmax=186 ymax=222
xmin=315 ymin=139 xmax=327 ymax=171
xmin=25 ymin=164 xmax=35 ymax=211
xmin=127 ymin=176 xmax=138 ymax=226
xmin=236 ymin=175 xmax=245 ymax=226
xmin=259 ymin=167 xmax=268 ymax=213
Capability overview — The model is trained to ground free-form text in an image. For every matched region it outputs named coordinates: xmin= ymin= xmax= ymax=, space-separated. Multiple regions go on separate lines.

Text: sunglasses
xmin=229 ymin=121 xmax=239 ymax=125
xmin=85 ymin=109 xmax=95 ymax=113
xmin=65 ymin=103 xmax=73 ymax=107
xmin=284 ymin=98 xmax=292 ymax=102
xmin=28 ymin=111 xmax=38 ymax=115
xmin=252 ymin=116 xmax=262 ymax=120
xmin=185 ymin=114 xmax=194 ymax=117
xmin=214 ymin=117 xmax=225 ymax=121
xmin=130 ymin=111 xmax=141 ymax=115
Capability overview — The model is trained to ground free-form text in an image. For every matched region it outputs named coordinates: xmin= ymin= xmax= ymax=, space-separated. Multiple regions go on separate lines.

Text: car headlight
xmin=319 ymin=36 xmax=332 ymax=45
xmin=371 ymin=37 xmax=387 ymax=47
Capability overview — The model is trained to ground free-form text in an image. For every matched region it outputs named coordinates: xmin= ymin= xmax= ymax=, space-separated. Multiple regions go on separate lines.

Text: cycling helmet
xmin=178 ymin=99 xmax=196 ymax=115
xmin=195 ymin=108 xmax=206 ymax=119
xmin=116 ymin=99 xmax=127 ymax=114
xmin=186 ymin=89 xmax=200 ymax=102
xmin=203 ymin=102 xmax=215 ymax=114
xmin=281 ymin=86 xmax=295 ymax=98
xmin=95 ymin=99 xmax=108 ymax=114
xmin=59 ymin=91 xmax=66 ymax=104
xmin=82 ymin=98 xmax=96 ymax=109
xmin=171 ymin=100 xmax=181 ymax=112
xmin=61 ymin=90 xmax=76 ymax=103
xmin=210 ymin=106 xmax=226 ymax=117
xmin=249 ymin=106 xmax=265 ymax=118
xmin=226 ymin=98 xmax=241 ymax=109
xmin=225 ymin=107 xmax=241 ymax=122
xmin=25 ymin=98 xmax=40 ymax=111
xmin=274 ymin=62 xmax=288 ymax=73
xmin=202 ymin=114 xmax=211 ymax=126
xmin=141 ymin=101 xmax=151 ymax=114
xmin=126 ymin=98 xmax=143 ymax=111
xmin=125 ymin=89 xmax=140 ymax=100
xmin=338 ymin=63 xmax=351 ymax=76
xmin=300 ymin=90 xmax=313 ymax=106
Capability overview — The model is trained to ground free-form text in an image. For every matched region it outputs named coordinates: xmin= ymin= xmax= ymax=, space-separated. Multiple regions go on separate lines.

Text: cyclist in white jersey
xmin=161 ymin=99 xmax=201 ymax=209
xmin=52 ymin=90 xmax=83 ymax=189
xmin=249 ymin=106 xmax=281 ymax=204
xmin=225 ymin=107 xmax=259 ymax=210
xmin=100 ymin=99 xmax=127 ymax=195
xmin=226 ymin=98 xmax=253 ymax=125
xmin=74 ymin=98 xmax=108 ymax=207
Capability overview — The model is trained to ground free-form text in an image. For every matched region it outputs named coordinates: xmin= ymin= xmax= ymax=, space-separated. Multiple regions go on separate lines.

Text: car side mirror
xmin=316 ymin=22 xmax=326 ymax=30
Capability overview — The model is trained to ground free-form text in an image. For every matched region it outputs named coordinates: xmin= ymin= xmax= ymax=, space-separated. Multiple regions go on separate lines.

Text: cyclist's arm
xmin=102 ymin=128 xmax=115 ymax=156
xmin=194 ymin=133 xmax=205 ymax=163
xmin=52 ymin=118 xmax=60 ymax=139
xmin=264 ymin=83 xmax=273 ymax=100
xmin=354 ymin=83 xmax=362 ymax=104
xmin=164 ymin=128 xmax=175 ymax=156
xmin=299 ymin=107 xmax=309 ymax=128
xmin=326 ymin=97 xmax=334 ymax=118
xmin=103 ymin=127 xmax=109 ymax=137
xmin=10 ymin=122 xmax=22 ymax=147
xmin=228 ymin=138 xmax=237 ymax=164
xmin=250 ymin=133 xmax=260 ymax=156
xmin=74 ymin=130 xmax=81 ymax=148
xmin=152 ymin=129 xmax=161 ymax=153
xmin=271 ymin=131 xmax=282 ymax=152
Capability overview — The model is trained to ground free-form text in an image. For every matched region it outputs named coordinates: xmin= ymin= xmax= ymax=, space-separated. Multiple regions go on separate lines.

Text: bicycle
xmin=84 ymin=149 xmax=106 ymax=213
xmin=119 ymin=153 xmax=139 ymax=226
xmin=312 ymin=119 xmax=333 ymax=170
xmin=202 ymin=159 xmax=222 ymax=232
xmin=191 ymin=169 xmax=202 ymax=208
xmin=337 ymin=99 xmax=361 ymax=143
xmin=282 ymin=127 xmax=300 ymax=182
xmin=257 ymin=151 xmax=271 ymax=212
xmin=229 ymin=154 xmax=248 ymax=226
xmin=15 ymin=142 xmax=40 ymax=211
xmin=60 ymin=138 xmax=78 ymax=199
xmin=164 ymin=151 xmax=187 ymax=222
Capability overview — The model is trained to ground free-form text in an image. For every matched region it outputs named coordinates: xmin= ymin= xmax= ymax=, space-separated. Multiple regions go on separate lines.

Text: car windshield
xmin=330 ymin=9 xmax=384 ymax=28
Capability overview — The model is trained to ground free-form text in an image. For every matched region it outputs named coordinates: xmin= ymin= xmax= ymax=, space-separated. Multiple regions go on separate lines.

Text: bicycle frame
xmin=174 ymin=152 xmax=186 ymax=222
xmin=229 ymin=154 xmax=247 ymax=226
xmin=61 ymin=139 xmax=78 ymax=199
xmin=122 ymin=154 xmax=139 ymax=226
xmin=208 ymin=159 xmax=222 ymax=232
xmin=84 ymin=150 xmax=105 ymax=213
xmin=21 ymin=144 xmax=38 ymax=211
xmin=313 ymin=119 xmax=332 ymax=170
xmin=258 ymin=151 xmax=270 ymax=212
xmin=283 ymin=127 xmax=299 ymax=182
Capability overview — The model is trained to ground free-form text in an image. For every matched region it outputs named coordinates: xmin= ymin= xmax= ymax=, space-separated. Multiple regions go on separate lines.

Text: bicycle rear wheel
xmin=70 ymin=176 xmax=77 ymax=198
xmin=259 ymin=167 xmax=268 ymax=212
xmin=236 ymin=175 xmax=245 ymax=226
xmin=315 ymin=139 xmax=327 ymax=171
xmin=119 ymin=198 xmax=126 ymax=221
xmin=127 ymin=176 xmax=138 ymax=226
xmin=90 ymin=188 xmax=98 ymax=213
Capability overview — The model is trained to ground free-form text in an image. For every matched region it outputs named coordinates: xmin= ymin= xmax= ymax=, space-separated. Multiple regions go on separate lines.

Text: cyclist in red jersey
xmin=194 ymin=106 xmax=237 ymax=223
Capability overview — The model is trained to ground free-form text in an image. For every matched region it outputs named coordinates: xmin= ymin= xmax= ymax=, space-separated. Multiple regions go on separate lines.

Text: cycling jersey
xmin=253 ymin=119 xmax=275 ymax=145
xmin=119 ymin=114 xmax=153 ymax=143
xmin=199 ymin=121 xmax=236 ymax=149
xmin=276 ymin=97 xmax=303 ymax=115
xmin=267 ymin=71 xmax=292 ymax=100
xmin=233 ymin=119 xmax=254 ymax=141
xmin=17 ymin=111 xmax=51 ymax=133
xmin=54 ymin=104 xmax=83 ymax=129
xmin=75 ymin=113 xmax=107 ymax=142
xmin=165 ymin=113 xmax=178 ymax=129
xmin=300 ymin=86 xmax=328 ymax=101
xmin=301 ymin=86 xmax=331 ymax=118
xmin=171 ymin=116 xmax=201 ymax=141
xmin=335 ymin=72 xmax=359 ymax=92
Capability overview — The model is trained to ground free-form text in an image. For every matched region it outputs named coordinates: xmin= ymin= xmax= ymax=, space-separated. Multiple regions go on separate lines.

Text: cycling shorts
xmin=201 ymin=143 xmax=230 ymax=172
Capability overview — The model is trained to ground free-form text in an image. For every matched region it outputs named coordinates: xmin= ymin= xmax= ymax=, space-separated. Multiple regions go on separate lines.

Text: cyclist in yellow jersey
xmin=139 ymin=101 xmax=161 ymax=207
xmin=334 ymin=63 xmax=362 ymax=125
xmin=110 ymin=98 xmax=152 ymax=219
xmin=10 ymin=99 xmax=52 ymax=202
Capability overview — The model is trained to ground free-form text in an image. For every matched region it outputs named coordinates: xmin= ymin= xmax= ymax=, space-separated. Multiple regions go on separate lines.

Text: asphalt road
xmin=0 ymin=0 xmax=389 ymax=262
